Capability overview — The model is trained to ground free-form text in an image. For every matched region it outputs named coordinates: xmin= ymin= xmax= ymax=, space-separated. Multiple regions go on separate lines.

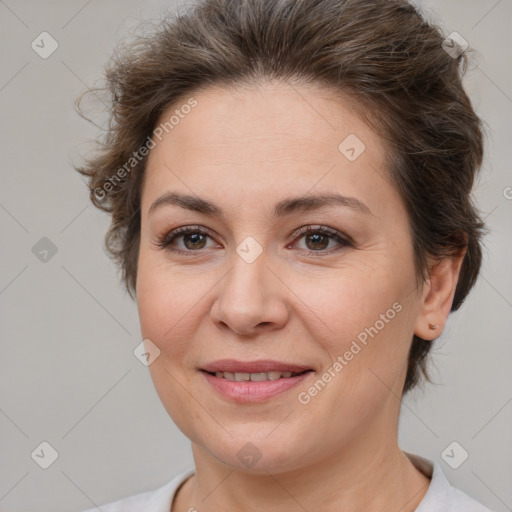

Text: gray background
xmin=0 ymin=1 xmax=511 ymax=511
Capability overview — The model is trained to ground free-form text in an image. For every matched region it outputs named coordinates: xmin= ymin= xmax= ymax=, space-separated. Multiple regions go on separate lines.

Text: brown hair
xmin=76 ymin=0 xmax=485 ymax=394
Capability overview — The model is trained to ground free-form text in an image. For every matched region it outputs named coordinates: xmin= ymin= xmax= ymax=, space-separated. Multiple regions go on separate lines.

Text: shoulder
xmin=81 ymin=467 xmax=195 ymax=512
xmin=446 ymin=487 xmax=495 ymax=512
xmin=405 ymin=452 xmax=494 ymax=512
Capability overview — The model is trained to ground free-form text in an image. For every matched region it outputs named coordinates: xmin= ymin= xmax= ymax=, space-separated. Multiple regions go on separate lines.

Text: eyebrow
xmin=148 ymin=191 xmax=373 ymax=218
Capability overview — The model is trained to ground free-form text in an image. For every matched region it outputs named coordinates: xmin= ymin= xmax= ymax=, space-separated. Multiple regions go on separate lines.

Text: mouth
xmin=203 ymin=370 xmax=311 ymax=381
xmin=199 ymin=360 xmax=314 ymax=403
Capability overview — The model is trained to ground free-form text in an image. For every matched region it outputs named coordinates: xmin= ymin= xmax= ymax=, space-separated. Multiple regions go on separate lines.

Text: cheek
xmin=301 ymin=263 xmax=412 ymax=394
xmin=306 ymin=262 xmax=402 ymax=338
xmin=136 ymin=257 xmax=207 ymax=436
xmin=136 ymin=254 xmax=199 ymax=353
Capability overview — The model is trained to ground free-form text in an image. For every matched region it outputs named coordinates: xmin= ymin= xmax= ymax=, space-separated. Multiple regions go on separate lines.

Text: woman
xmin=78 ymin=0 xmax=493 ymax=510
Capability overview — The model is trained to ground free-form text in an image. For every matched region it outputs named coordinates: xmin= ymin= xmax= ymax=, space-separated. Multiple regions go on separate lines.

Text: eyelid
xmin=155 ymin=224 xmax=352 ymax=255
xmin=291 ymin=224 xmax=353 ymax=245
xmin=155 ymin=225 xmax=215 ymax=250
xmin=289 ymin=225 xmax=353 ymax=255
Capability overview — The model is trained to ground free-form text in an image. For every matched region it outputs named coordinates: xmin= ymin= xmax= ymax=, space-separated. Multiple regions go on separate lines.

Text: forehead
xmin=142 ymin=81 xmax=393 ymax=215
xmin=155 ymin=81 xmax=383 ymax=158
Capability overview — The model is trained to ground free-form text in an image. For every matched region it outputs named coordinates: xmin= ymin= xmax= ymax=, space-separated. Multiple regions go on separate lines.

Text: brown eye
xmin=304 ymin=232 xmax=330 ymax=251
xmin=292 ymin=225 xmax=352 ymax=255
xmin=182 ymin=232 xmax=208 ymax=250
xmin=156 ymin=226 xmax=217 ymax=254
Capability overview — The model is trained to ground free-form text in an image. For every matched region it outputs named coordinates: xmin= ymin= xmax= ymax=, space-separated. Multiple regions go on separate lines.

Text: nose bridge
xmin=224 ymin=230 xmax=270 ymax=294
xmin=224 ymin=241 xmax=269 ymax=310
xmin=230 ymin=241 xmax=268 ymax=295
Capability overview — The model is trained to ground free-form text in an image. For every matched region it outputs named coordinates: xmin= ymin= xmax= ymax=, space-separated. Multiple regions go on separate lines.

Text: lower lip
xmin=201 ymin=371 xmax=313 ymax=403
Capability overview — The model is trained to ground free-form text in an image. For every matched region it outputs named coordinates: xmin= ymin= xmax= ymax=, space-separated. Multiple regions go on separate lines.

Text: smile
xmin=207 ymin=370 xmax=308 ymax=381
xmin=199 ymin=361 xmax=314 ymax=403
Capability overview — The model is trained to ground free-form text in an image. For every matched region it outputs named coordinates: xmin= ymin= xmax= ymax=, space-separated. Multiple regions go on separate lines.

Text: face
xmin=136 ymin=81 xmax=426 ymax=474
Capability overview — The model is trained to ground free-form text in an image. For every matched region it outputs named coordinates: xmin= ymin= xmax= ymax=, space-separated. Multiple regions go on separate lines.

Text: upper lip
xmin=200 ymin=359 xmax=312 ymax=373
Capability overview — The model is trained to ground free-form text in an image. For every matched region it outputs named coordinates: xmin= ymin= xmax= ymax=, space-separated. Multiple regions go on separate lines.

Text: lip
xmin=199 ymin=359 xmax=314 ymax=403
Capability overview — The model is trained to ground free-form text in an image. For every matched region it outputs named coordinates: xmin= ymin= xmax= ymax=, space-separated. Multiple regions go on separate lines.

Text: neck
xmin=173 ymin=428 xmax=430 ymax=512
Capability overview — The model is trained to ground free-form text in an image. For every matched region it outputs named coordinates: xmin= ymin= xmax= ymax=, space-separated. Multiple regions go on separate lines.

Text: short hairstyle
xmin=76 ymin=0 xmax=485 ymax=394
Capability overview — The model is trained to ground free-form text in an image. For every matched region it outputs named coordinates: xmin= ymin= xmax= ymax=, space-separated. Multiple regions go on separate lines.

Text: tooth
xmin=268 ymin=371 xmax=281 ymax=380
xmin=250 ymin=372 xmax=268 ymax=382
xmin=234 ymin=372 xmax=250 ymax=381
xmin=215 ymin=372 xmax=223 ymax=378
xmin=281 ymin=372 xmax=292 ymax=378
xmin=224 ymin=372 xmax=235 ymax=381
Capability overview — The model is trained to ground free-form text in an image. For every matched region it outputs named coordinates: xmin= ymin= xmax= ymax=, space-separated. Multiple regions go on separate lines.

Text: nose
xmin=210 ymin=249 xmax=290 ymax=336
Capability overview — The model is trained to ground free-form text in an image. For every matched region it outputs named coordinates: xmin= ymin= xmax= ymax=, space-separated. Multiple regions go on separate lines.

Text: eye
xmin=155 ymin=225 xmax=217 ymax=254
xmin=155 ymin=224 xmax=352 ymax=256
xmin=290 ymin=225 xmax=352 ymax=255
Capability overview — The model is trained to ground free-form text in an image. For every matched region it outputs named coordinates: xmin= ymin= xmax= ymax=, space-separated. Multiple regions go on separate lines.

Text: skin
xmin=136 ymin=81 xmax=465 ymax=512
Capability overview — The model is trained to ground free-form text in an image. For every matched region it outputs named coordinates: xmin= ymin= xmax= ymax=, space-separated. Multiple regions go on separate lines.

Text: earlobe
xmin=414 ymin=251 xmax=466 ymax=340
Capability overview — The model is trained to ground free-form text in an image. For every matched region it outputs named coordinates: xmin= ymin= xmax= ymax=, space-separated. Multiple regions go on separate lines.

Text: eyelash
xmin=155 ymin=224 xmax=352 ymax=257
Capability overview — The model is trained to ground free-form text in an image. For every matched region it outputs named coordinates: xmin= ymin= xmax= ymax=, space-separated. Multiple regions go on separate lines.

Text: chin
xmin=189 ymin=424 xmax=315 ymax=474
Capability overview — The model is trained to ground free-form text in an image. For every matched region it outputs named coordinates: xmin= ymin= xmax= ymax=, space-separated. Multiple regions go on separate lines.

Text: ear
xmin=414 ymin=250 xmax=466 ymax=340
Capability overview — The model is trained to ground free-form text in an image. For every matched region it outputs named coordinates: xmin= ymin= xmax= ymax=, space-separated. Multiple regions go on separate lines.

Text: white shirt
xmin=83 ymin=452 xmax=494 ymax=511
